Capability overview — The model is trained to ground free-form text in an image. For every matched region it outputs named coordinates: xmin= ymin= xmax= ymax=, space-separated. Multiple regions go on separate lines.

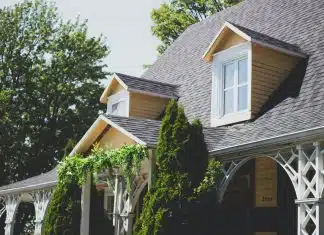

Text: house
xmin=1 ymin=0 xmax=324 ymax=234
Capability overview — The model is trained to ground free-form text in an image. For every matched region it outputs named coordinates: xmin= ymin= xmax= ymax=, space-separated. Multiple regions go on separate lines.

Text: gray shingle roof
xmin=116 ymin=73 xmax=178 ymax=98
xmin=142 ymin=0 xmax=324 ymax=149
xmin=0 ymin=168 xmax=57 ymax=195
xmin=3 ymin=0 xmax=324 ymax=194
xmin=229 ymin=22 xmax=306 ymax=56
xmin=104 ymin=114 xmax=161 ymax=146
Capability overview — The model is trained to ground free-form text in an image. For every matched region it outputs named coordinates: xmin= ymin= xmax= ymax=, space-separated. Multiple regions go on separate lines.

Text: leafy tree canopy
xmin=0 ymin=0 xmax=109 ymax=185
xmin=151 ymin=0 xmax=242 ymax=54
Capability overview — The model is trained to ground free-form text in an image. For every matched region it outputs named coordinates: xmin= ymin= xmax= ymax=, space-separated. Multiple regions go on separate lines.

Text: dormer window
xmin=211 ymin=42 xmax=252 ymax=126
xmin=107 ymin=90 xmax=129 ymax=116
xmin=204 ymin=22 xmax=305 ymax=127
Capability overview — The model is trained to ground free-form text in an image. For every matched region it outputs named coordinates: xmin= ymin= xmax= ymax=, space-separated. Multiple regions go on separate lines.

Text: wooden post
xmin=80 ymin=176 xmax=91 ymax=235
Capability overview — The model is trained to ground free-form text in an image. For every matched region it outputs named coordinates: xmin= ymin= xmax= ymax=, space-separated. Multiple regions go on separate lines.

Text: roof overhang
xmin=100 ymin=73 xmax=128 ymax=104
xmin=209 ymin=125 xmax=324 ymax=160
xmin=100 ymin=73 xmax=176 ymax=104
xmin=203 ymin=21 xmax=307 ymax=62
xmin=70 ymin=115 xmax=149 ymax=156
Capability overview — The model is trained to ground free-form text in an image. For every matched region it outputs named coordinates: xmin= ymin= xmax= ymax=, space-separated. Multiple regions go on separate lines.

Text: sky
xmin=0 ymin=0 xmax=167 ymax=77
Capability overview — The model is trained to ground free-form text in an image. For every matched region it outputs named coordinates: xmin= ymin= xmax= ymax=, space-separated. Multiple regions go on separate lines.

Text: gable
xmin=203 ymin=22 xmax=305 ymax=63
xmin=98 ymin=127 xmax=135 ymax=150
xmin=100 ymin=74 xmax=127 ymax=104
xmin=204 ymin=23 xmax=248 ymax=62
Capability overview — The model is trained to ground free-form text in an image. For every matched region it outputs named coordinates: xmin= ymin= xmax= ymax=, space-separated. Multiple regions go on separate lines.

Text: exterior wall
xmin=215 ymin=29 xmax=247 ymax=53
xmin=251 ymin=44 xmax=299 ymax=114
xmin=99 ymin=127 xmax=135 ymax=150
xmin=108 ymin=80 xmax=125 ymax=97
xmin=129 ymin=93 xmax=169 ymax=119
xmin=213 ymin=28 xmax=247 ymax=55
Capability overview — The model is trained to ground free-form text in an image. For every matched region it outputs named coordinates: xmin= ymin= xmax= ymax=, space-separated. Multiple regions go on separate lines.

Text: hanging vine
xmin=58 ymin=144 xmax=148 ymax=190
xmin=43 ymin=144 xmax=148 ymax=235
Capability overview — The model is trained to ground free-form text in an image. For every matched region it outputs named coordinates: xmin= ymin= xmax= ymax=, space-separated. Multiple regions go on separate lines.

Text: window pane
xmin=111 ymin=100 xmax=126 ymax=116
xmin=224 ymin=89 xmax=234 ymax=114
xmin=112 ymin=102 xmax=119 ymax=114
xmin=238 ymin=85 xmax=248 ymax=111
xmin=224 ymin=62 xmax=235 ymax=89
xmin=238 ymin=58 xmax=248 ymax=85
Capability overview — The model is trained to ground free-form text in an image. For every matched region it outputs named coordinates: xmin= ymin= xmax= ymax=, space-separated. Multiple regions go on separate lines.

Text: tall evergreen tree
xmin=134 ymin=100 xmax=221 ymax=235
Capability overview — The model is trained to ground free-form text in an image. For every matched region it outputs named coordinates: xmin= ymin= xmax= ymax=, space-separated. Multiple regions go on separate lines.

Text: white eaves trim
xmin=70 ymin=115 xmax=148 ymax=156
xmin=209 ymin=125 xmax=324 ymax=157
xmin=99 ymin=115 xmax=147 ymax=145
xmin=203 ymin=21 xmax=306 ymax=62
xmin=100 ymin=73 xmax=129 ymax=103
xmin=69 ymin=117 xmax=105 ymax=156
xmin=100 ymin=73 xmax=177 ymax=104
xmin=203 ymin=21 xmax=251 ymax=60
xmin=0 ymin=180 xmax=57 ymax=195
xmin=251 ymin=38 xmax=307 ymax=58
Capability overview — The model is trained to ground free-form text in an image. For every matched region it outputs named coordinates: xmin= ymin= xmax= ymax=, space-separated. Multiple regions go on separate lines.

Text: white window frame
xmin=107 ymin=90 xmax=129 ymax=117
xmin=211 ymin=42 xmax=252 ymax=127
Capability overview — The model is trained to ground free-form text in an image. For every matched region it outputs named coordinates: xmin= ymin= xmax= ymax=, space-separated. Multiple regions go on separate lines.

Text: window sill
xmin=211 ymin=111 xmax=252 ymax=127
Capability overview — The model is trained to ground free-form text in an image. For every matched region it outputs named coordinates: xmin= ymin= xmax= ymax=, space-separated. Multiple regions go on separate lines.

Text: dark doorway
xmin=218 ymin=158 xmax=297 ymax=235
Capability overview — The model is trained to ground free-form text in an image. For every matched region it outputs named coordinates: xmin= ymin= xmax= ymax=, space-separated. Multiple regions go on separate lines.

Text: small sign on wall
xmin=255 ymin=157 xmax=277 ymax=207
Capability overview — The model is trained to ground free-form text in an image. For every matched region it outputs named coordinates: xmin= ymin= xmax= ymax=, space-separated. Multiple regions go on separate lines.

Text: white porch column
xmin=295 ymin=142 xmax=324 ymax=235
xmin=32 ymin=189 xmax=52 ymax=235
xmin=114 ymin=176 xmax=124 ymax=235
xmin=3 ymin=194 xmax=20 ymax=235
xmin=80 ymin=176 xmax=91 ymax=235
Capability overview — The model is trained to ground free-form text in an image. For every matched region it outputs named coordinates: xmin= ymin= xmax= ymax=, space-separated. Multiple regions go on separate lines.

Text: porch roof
xmin=0 ymin=168 xmax=57 ymax=195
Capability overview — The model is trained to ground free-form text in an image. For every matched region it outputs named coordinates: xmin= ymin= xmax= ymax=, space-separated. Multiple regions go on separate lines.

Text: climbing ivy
xmin=57 ymin=144 xmax=148 ymax=191
xmin=43 ymin=144 xmax=148 ymax=235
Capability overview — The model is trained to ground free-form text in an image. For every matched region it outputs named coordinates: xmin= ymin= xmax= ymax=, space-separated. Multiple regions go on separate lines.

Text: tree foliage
xmin=0 ymin=0 xmax=109 ymax=186
xmin=151 ymin=0 xmax=242 ymax=54
xmin=43 ymin=183 xmax=81 ymax=235
xmin=134 ymin=100 xmax=222 ymax=235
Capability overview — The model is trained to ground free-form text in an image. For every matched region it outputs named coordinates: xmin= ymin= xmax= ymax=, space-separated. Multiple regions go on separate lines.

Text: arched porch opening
xmin=10 ymin=193 xmax=35 ymax=235
xmin=218 ymin=157 xmax=297 ymax=235
xmin=13 ymin=201 xmax=35 ymax=235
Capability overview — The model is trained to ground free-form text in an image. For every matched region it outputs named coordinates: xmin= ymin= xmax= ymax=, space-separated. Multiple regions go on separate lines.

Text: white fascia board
xmin=100 ymin=73 xmax=129 ymax=104
xmin=224 ymin=22 xmax=251 ymax=41
xmin=113 ymin=73 xmax=129 ymax=90
xmin=0 ymin=181 xmax=57 ymax=195
xmin=99 ymin=115 xmax=147 ymax=145
xmin=209 ymin=125 xmax=324 ymax=157
xmin=69 ymin=117 xmax=106 ymax=156
xmin=251 ymin=38 xmax=307 ymax=58
xmin=202 ymin=21 xmax=251 ymax=60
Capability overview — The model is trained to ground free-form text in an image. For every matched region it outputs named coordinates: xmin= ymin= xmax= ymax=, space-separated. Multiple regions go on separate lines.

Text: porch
xmin=0 ymin=115 xmax=324 ymax=235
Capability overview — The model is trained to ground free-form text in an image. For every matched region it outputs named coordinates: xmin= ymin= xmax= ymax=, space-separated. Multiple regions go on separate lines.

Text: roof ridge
xmin=116 ymin=72 xmax=179 ymax=88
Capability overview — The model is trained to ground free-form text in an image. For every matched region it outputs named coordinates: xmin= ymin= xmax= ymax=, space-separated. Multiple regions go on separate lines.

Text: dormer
xmin=203 ymin=22 xmax=307 ymax=127
xmin=100 ymin=73 xmax=178 ymax=119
